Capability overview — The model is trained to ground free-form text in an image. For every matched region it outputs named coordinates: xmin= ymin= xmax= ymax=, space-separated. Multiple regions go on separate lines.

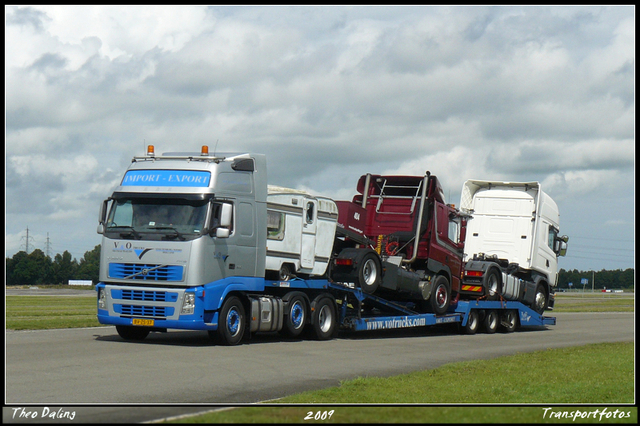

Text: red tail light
xmin=335 ymin=258 xmax=353 ymax=266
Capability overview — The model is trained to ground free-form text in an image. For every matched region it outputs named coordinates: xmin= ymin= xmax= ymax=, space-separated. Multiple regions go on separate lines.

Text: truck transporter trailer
xmin=95 ymin=146 xmax=565 ymax=345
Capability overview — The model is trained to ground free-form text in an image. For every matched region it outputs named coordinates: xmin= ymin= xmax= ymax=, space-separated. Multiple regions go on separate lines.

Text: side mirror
xmin=557 ymin=235 xmax=569 ymax=257
xmin=219 ymin=203 xmax=232 ymax=228
xmin=209 ymin=203 xmax=232 ymax=238
xmin=216 ymin=228 xmax=230 ymax=238
xmin=97 ymin=198 xmax=112 ymax=234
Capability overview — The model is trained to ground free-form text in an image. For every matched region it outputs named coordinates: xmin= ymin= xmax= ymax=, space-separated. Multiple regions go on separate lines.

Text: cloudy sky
xmin=5 ymin=5 xmax=635 ymax=273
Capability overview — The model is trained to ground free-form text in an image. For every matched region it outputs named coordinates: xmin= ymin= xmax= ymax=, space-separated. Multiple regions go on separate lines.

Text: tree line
xmin=5 ymin=245 xmax=100 ymax=286
xmin=4 ymin=245 xmax=635 ymax=291
xmin=557 ymin=268 xmax=635 ymax=291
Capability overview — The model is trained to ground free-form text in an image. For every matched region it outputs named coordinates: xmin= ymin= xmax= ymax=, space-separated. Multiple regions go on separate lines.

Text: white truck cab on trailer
xmin=460 ymin=180 xmax=568 ymax=313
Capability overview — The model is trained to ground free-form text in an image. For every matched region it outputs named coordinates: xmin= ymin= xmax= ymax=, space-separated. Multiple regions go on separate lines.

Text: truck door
xmin=301 ymin=199 xmax=317 ymax=269
xmin=434 ymin=203 xmax=464 ymax=290
xmin=534 ymin=220 xmax=559 ymax=282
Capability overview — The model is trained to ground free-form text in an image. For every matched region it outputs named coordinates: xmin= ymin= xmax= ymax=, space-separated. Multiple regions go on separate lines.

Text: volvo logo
xmin=141 ymin=268 xmax=149 ymax=276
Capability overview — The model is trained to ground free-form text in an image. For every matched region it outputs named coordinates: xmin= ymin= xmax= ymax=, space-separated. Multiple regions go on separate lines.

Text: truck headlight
xmin=98 ymin=288 xmax=107 ymax=310
xmin=181 ymin=292 xmax=195 ymax=315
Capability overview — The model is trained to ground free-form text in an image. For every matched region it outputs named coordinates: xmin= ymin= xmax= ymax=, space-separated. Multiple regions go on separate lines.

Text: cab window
xmin=267 ymin=211 xmax=285 ymax=240
xmin=547 ymin=225 xmax=558 ymax=250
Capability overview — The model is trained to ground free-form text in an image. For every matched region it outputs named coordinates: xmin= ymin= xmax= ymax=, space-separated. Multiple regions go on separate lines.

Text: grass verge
xmin=279 ymin=342 xmax=634 ymax=404
xmin=169 ymin=342 xmax=635 ymax=423
xmin=553 ymin=294 xmax=635 ymax=313
xmin=6 ymin=295 xmax=100 ymax=330
xmin=169 ymin=406 xmax=637 ymax=424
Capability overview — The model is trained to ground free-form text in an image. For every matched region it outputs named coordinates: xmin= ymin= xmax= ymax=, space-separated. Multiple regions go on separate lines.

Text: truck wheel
xmin=484 ymin=310 xmax=499 ymax=334
xmin=533 ymin=284 xmax=547 ymax=314
xmin=278 ymin=264 xmax=294 ymax=281
xmin=463 ymin=310 xmax=479 ymax=335
xmin=358 ymin=253 xmax=381 ymax=294
xmin=217 ymin=296 xmax=245 ymax=346
xmin=310 ymin=297 xmax=337 ymax=340
xmin=281 ymin=293 xmax=307 ymax=338
xmin=501 ymin=310 xmax=518 ymax=333
xmin=116 ymin=325 xmax=150 ymax=341
xmin=484 ymin=269 xmax=502 ymax=301
xmin=430 ymin=275 xmax=451 ymax=315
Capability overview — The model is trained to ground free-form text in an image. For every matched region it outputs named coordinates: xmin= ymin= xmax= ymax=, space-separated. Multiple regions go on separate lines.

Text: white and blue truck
xmin=96 ymin=146 xmax=559 ymax=345
xmin=459 ymin=180 xmax=569 ymax=314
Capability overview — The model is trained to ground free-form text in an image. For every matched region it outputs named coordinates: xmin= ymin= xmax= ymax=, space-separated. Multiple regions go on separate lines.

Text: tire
xmin=310 ymin=297 xmax=337 ymax=340
xmin=266 ymin=263 xmax=295 ymax=281
xmin=217 ymin=296 xmax=245 ymax=346
xmin=533 ymin=284 xmax=547 ymax=314
xmin=281 ymin=293 xmax=307 ymax=338
xmin=484 ymin=269 xmax=502 ymax=301
xmin=116 ymin=325 xmax=150 ymax=341
xmin=278 ymin=264 xmax=294 ymax=281
xmin=358 ymin=253 xmax=381 ymax=294
xmin=501 ymin=310 xmax=518 ymax=333
xmin=430 ymin=275 xmax=451 ymax=315
xmin=463 ymin=310 xmax=479 ymax=335
xmin=484 ymin=310 xmax=499 ymax=334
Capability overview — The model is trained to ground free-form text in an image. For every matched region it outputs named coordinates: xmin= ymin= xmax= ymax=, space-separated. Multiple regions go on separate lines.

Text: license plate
xmin=132 ymin=318 xmax=154 ymax=326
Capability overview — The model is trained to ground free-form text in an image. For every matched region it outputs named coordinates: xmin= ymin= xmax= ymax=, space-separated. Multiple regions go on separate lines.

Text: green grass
xmin=169 ymin=406 xmax=637 ymax=424
xmin=278 ymin=342 xmax=634 ymax=404
xmin=553 ymin=294 xmax=635 ymax=313
xmin=5 ymin=295 xmax=100 ymax=330
xmin=8 ymin=284 xmax=96 ymax=291
xmin=170 ymin=343 xmax=635 ymax=424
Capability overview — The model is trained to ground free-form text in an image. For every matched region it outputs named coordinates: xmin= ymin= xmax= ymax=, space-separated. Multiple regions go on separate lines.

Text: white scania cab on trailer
xmin=459 ymin=180 xmax=569 ymax=313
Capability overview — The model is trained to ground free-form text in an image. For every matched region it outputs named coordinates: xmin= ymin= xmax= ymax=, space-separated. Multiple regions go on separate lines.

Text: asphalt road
xmin=4 ymin=310 xmax=634 ymax=423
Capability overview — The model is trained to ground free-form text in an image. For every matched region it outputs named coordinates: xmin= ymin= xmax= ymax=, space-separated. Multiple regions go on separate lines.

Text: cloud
xmin=541 ymin=169 xmax=629 ymax=200
xmin=4 ymin=5 xmax=634 ymax=271
xmin=6 ymin=154 xmax=121 ymax=219
xmin=486 ymin=139 xmax=635 ymax=175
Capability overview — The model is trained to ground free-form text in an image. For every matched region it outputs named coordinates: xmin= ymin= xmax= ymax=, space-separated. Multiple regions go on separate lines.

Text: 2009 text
xmin=304 ymin=410 xmax=335 ymax=421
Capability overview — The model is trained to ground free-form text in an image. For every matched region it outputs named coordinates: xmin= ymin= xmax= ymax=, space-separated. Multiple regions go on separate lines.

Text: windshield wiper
xmin=151 ymin=226 xmax=187 ymax=241
xmin=109 ymin=225 xmax=142 ymax=239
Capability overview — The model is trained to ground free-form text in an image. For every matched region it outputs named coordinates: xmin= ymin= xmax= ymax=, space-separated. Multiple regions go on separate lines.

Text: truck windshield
xmin=105 ymin=196 xmax=208 ymax=241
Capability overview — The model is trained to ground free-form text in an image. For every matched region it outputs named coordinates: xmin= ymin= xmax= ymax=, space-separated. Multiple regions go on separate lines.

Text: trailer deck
xmin=267 ymin=279 xmax=555 ymax=333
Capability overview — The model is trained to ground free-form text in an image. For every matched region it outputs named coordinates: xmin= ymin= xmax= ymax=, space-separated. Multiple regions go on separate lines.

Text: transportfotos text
xmin=542 ymin=407 xmax=632 ymax=421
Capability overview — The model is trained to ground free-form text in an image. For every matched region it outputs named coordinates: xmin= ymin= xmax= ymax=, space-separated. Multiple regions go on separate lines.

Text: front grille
xmin=115 ymin=304 xmax=175 ymax=318
xmin=117 ymin=289 xmax=179 ymax=302
xmin=109 ymin=263 xmax=183 ymax=281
